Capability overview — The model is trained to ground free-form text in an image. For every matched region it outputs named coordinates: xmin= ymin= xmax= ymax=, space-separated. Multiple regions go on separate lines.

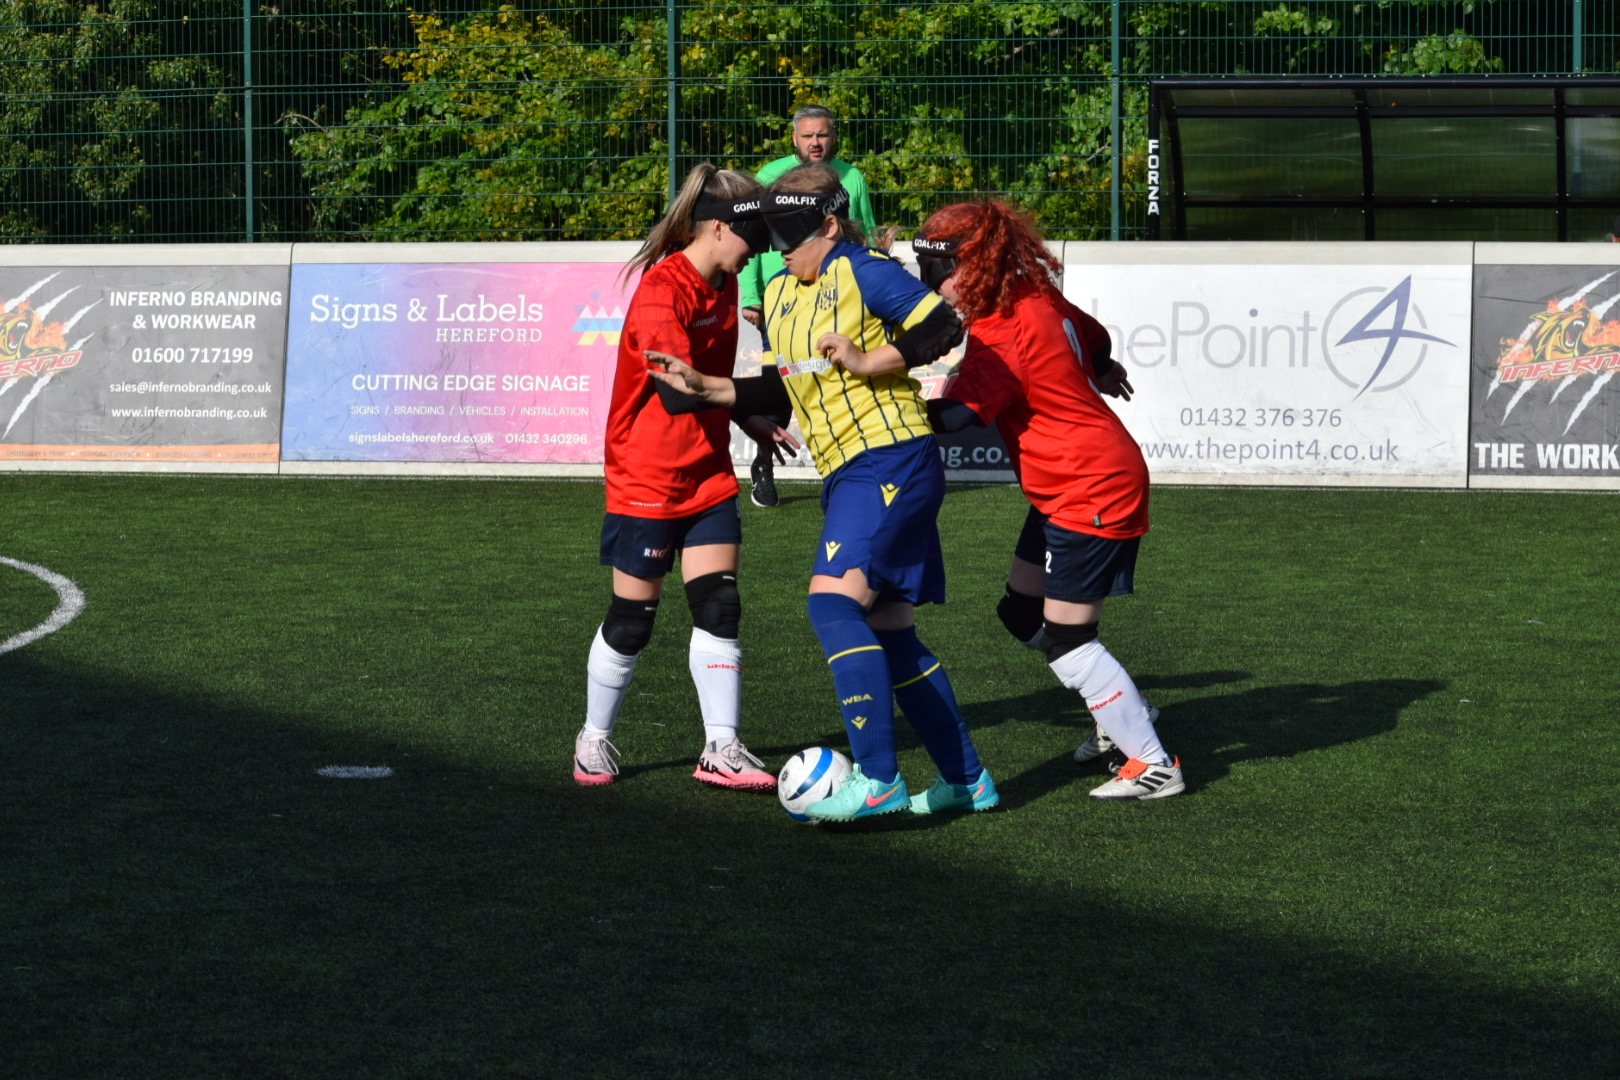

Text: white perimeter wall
xmin=1 ymin=241 xmax=1615 ymax=491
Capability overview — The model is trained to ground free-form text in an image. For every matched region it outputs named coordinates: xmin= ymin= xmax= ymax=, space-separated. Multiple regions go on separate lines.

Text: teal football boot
xmin=804 ymin=765 xmax=911 ymax=822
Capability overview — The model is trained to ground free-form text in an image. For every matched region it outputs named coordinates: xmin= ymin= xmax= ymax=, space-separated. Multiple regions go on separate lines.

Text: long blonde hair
xmin=621 ymin=164 xmax=763 ymax=286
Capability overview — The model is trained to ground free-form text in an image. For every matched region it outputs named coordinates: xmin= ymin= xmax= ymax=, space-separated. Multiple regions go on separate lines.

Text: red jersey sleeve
xmin=943 ymin=332 xmax=1024 ymax=425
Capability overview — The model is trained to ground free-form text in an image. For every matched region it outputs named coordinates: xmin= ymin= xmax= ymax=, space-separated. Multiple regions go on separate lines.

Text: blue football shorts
xmin=814 ymin=436 xmax=947 ymax=607
xmin=599 ymin=497 xmax=742 ymax=579
xmin=1013 ymin=503 xmax=1141 ymax=604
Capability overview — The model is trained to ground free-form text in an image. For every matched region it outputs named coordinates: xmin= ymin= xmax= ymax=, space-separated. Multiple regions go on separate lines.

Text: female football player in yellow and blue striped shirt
xmin=649 ymin=164 xmax=998 ymax=822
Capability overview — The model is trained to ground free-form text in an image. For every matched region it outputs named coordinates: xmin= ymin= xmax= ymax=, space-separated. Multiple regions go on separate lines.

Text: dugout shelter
xmin=1150 ymin=77 xmax=1620 ymax=242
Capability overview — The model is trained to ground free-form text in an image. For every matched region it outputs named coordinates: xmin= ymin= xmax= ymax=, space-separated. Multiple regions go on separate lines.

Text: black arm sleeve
xmin=892 ymin=302 xmax=964 ymax=369
xmin=730 ymin=366 xmax=792 ymax=417
xmin=926 ymin=396 xmax=986 ymax=434
xmin=1090 ymin=332 xmax=1116 ymax=379
xmin=653 ymin=378 xmax=719 ymax=415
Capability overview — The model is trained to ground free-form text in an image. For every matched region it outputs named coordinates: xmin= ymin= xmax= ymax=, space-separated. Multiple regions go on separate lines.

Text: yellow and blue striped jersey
xmin=762 ymin=242 xmax=941 ymax=477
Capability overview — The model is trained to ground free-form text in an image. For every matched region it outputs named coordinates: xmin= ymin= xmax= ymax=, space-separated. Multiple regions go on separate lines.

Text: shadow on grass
xmin=2 ymin=654 xmax=1606 ymax=1080
xmin=620 ymin=731 xmax=849 ymax=785
xmin=1137 ymin=668 xmax=1254 ymax=692
xmin=958 ymin=671 xmax=1437 ymax=808
xmin=952 ymin=668 xmax=1257 ymax=746
xmin=644 ymin=673 xmax=1439 ymax=814
xmin=1167 ymin=677 xmax=1447 ymax=790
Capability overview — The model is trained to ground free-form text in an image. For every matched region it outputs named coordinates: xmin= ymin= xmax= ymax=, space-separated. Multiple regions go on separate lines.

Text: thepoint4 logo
xmin=0 ymin=273 xmax=98 ymax=440
xmin=1485 ymin=270 xmax=1620 ymax=435
xmin=1321 ymin=275 xmax=1455 ymax=399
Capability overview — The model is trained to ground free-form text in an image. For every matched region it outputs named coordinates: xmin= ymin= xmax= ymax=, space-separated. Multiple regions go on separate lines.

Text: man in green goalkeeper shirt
xmin=736 ymin=105 xmax=877 ymax=507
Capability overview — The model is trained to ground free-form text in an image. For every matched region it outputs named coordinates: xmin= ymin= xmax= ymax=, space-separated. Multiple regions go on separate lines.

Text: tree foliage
xmin=290 ymin=6 xmax=672 ymax=241
xmin=0 ymin=0 xmax=237 ymax=239
xmin=290 ymin=2 xmax=1151 ymax=240
xmin=0 ymin=1 xmax=1574 ymax=242
xmin=0 ymin=0 xmax=411 ymax=241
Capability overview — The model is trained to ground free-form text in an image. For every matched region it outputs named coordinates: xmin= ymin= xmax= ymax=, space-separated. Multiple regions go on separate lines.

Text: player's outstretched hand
xmin=647 ymin=350 xmax=705 ymax=393
xmin=1097 ymin=365 xmax=1134 ymax=401
xmin=646 ymin=350 xmax=736 ymax=406
xmin=740 ymin=414 xmax=802 ymax=464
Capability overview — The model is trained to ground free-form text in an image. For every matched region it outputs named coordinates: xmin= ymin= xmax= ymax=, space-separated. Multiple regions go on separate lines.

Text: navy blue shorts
xmin=1013 ymin=504 xmax=1140 ymax=604
xmin=815 ymin=437 xmax=947 ymax=607
xmin=599 ymin=498 xmax=742 ymax=579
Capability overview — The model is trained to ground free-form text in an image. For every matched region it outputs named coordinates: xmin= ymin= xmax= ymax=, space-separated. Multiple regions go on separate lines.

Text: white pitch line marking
xmin=316 ymin=765 xmax=395 ymax=779
xmin=0 ymin=556 xmax=86 ymax=655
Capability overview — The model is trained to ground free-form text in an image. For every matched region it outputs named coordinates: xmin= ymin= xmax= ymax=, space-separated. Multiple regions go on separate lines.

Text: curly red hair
xmin=917 ymin=201 xmax=1060 ymax=322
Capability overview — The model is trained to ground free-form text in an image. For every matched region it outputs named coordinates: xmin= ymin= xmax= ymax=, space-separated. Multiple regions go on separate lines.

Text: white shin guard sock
xmin=689 ymin=626 xmax=742 ymax=746
xmin=1049 ymin=639 xmax=1170 ymax=765
xmin=585 ymin=626 xmax=639 ymax=736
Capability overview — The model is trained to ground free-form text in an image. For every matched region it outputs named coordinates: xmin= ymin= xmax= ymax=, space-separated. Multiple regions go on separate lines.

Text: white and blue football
xmin=776 ymin=746 xmax=852 ymax=823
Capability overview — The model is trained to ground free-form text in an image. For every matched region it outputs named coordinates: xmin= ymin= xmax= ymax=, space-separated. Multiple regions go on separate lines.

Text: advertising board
xmin=1062 ymin=243 xmax=1475 ymax=486
xmin=282 ymin=253 xmax=630 ymax=468
xmin=0 ymin=247 xmax=289 ymax=469
xmin=1470 ymin=246 xmax=1620 ymax=488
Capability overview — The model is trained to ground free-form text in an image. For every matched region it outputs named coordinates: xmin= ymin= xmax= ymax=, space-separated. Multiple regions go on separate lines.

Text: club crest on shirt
xmin=816 ymin=285 xmax=839 ymax=311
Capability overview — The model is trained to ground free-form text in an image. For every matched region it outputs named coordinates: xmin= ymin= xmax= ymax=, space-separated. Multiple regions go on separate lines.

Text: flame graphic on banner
xmin=1489 ymin=271 xmax=1620 ymax=435
xmin=0 ymin=272 xmax=100 ymax=438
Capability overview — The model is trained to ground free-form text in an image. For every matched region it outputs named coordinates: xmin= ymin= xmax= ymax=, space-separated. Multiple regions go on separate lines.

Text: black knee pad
xmin=996 ymin=586 xmax=1045 ymax=645
xmin=1042 ymin=619 xmax=1099 ymax=663
xmin=685 ymin=571 xmax=741 ymax=639
xmin=602 ymin=594 xmax=659 ymax=655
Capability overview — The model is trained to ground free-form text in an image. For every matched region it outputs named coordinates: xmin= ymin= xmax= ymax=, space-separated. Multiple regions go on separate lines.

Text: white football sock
xmin=584 ymin=626 xmax=639 ymax=737
xmin=689 ymin=627 xmax=742 ymax=746
xmin=1049 ymin=640 xmax=1170 ymax=765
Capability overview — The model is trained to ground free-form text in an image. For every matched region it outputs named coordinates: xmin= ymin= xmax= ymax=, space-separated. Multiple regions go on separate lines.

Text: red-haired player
xmin=909 ymin=201 xmax=1183 ymax=799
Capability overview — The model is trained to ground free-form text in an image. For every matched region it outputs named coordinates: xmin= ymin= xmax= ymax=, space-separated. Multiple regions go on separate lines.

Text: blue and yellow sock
xmin=806 ymin=593 xmax=898 ymax=784
xmin=875 ymin=626 xmax=981 ymax=785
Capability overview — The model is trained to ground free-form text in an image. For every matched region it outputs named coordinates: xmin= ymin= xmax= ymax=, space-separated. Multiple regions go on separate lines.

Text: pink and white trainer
xmin=693 ymin=738 xmax=774 ymax=791
xmin=573 ymin=730 xmax=620 ymax=786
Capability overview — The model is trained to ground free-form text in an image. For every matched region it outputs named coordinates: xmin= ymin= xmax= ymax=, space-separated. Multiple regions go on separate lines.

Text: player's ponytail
xmin=621 ymin=164 xmax=763 ymax=286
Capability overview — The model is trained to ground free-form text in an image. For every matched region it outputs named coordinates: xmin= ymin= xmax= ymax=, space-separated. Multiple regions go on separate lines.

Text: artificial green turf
xmin=2 ymin=474 xmax=1615 ymax=1078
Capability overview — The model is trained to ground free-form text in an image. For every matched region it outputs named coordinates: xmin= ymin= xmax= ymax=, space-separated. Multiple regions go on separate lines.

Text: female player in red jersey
xmin=573 ymin=163 xmax=778 ymax=791
xmin=903 ymin=201 xmax=1185 ymax=799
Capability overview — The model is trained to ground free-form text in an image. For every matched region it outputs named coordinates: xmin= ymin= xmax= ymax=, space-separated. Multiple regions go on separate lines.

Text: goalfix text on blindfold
xmin=761 ymin=188 xmax=851 ymax=253
xmin=693 ymin=193 xmax=772 ymax=255
xmin=911 ymin=234 xmax=961 ymax=292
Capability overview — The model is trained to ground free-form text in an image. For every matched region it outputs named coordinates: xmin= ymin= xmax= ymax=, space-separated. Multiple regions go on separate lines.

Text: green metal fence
xmin=0 ymin=1 xmax=1614 ymax=244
